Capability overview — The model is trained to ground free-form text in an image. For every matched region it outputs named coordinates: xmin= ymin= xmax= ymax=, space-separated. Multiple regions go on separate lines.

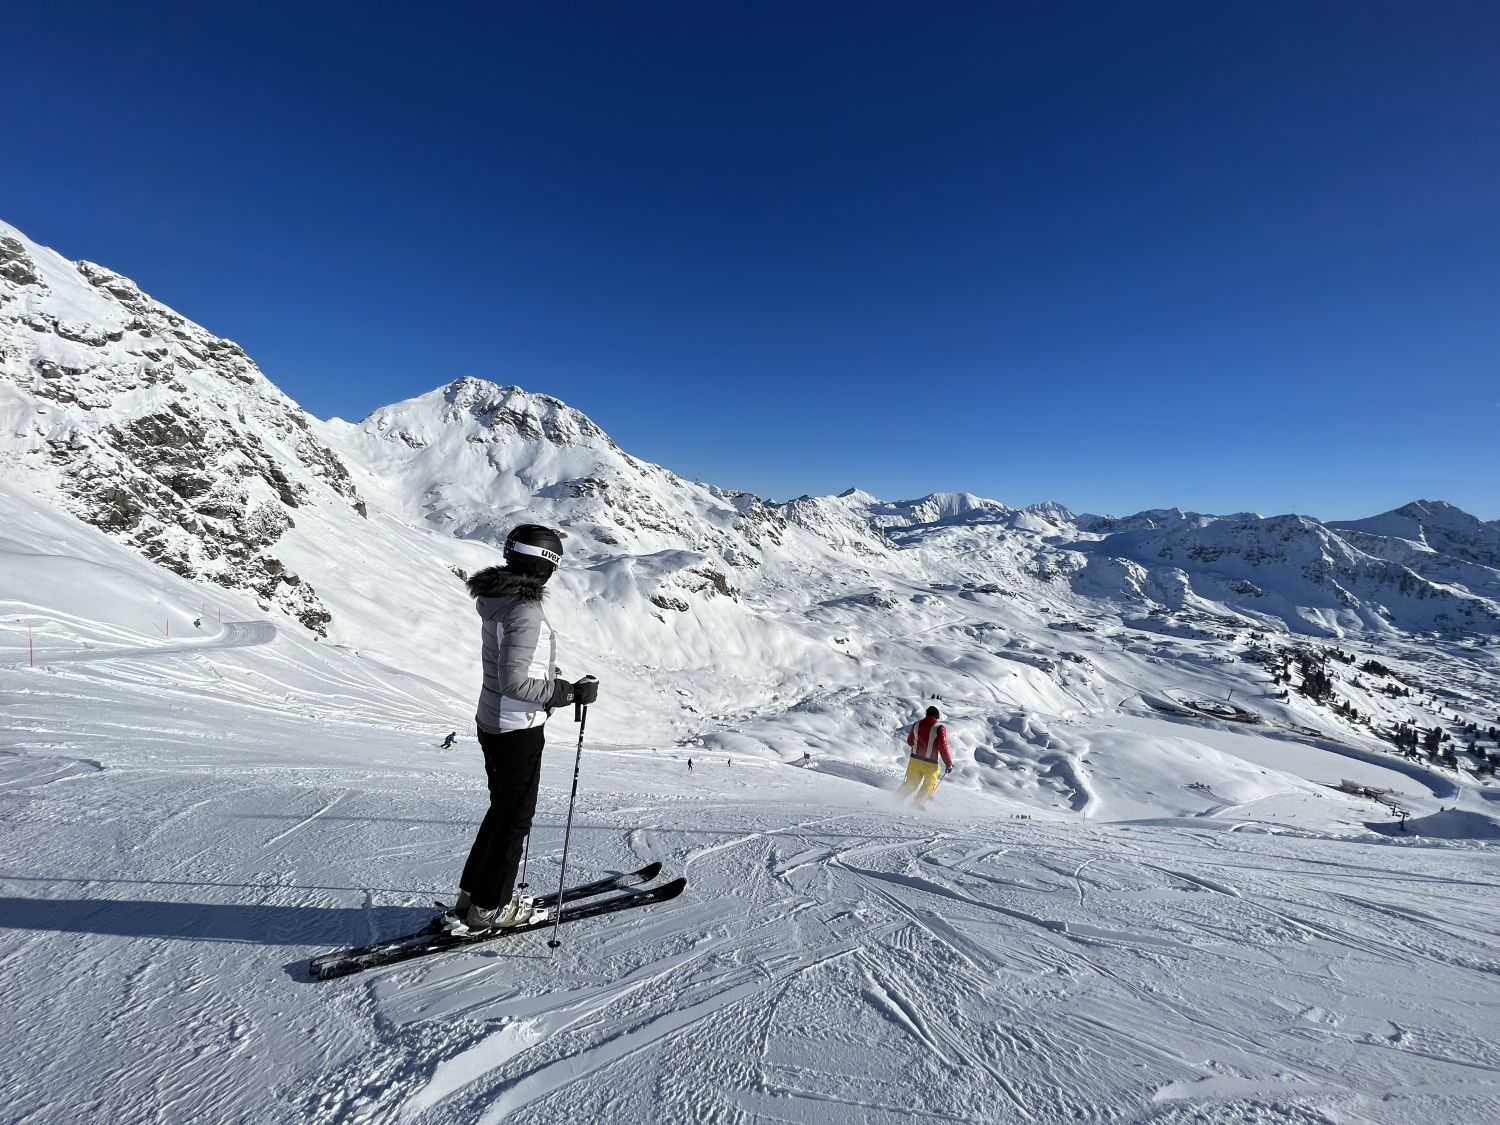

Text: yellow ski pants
xmin=898 ymin=756 xmax=943 ymax=807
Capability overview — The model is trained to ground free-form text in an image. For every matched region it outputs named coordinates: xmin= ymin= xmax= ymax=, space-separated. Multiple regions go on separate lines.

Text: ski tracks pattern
xmin=306 ymin=806 xmax=1500 ymax=1125
xmin=8 ymin=748 xmax=1500 ymax=1125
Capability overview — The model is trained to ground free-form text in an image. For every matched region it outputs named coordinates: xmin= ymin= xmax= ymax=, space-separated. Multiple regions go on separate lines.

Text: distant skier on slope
xmin=453 ymin=523 xmax=599 ymax=932
xmin=898 ymin=705 xmax=953 ymax=809
xmin=440 ymin=731 xmax=457 ymax=749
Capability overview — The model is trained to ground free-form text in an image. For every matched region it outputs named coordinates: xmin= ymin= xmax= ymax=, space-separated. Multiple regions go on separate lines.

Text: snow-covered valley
xmin=3 ymin=218 xmax=1500 ymax=1124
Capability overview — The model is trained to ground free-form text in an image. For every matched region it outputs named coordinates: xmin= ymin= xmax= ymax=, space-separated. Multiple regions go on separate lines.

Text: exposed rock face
xmin=445 ymin=376 xmax=614 ymax=447
xmin=0 ymin=220 xmax=359 ymax=634
xmin=0 ymin=236 xmax=40 ymax=286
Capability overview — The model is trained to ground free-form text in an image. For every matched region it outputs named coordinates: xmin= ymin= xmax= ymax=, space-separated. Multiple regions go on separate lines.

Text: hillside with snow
xmin=3 ymin=218 xmax=1500 ymax=1124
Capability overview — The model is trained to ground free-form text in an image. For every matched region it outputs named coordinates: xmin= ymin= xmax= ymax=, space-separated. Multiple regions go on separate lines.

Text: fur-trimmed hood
xmin=466 ymin=565 xmax=548 ymax=602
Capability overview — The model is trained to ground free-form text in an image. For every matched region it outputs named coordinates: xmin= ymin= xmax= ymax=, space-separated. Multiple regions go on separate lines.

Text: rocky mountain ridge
xmin=0 ymin=221 xmax=361 ymax=630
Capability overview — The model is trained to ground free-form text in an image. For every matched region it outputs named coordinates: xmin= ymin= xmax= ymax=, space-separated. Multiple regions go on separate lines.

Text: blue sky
xmin=6 ymin=1 xmax=1497 ymax=519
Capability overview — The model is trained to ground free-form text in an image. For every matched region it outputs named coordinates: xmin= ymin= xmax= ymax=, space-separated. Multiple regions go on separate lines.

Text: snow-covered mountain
xmin=6 ymin=217 xmax=1498 ymax=662
xmin=1331 ymin=499 xmax=1500 ymax=569
xmin=7 ymin=213 xmax=1500 ymax=840
xmin=6 ymin=218 xmax=1500 ymax=1125
xmin=1070 ymin=509 xmax=1500 ymax=636
xmin=0 ymin=220 xmax=364 ymax=631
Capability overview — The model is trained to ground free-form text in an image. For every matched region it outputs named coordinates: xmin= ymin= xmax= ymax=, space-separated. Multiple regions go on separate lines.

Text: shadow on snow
xmin=0 ymin=895 xmax=429 ymax=950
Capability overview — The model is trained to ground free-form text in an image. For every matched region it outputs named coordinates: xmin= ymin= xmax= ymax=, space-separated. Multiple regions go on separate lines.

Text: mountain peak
xmin=1024 ymin=500 xmax=1076 ymax=521
xmin=359 ymin=378 xmax=616 ymax=451
xmin=1393 ymin=499 xmax=1469 ymax=522
xmin=1329 ymin=498 xmax=1500 ymax=572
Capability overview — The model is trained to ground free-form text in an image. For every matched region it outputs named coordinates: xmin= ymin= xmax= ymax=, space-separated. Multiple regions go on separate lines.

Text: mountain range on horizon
xmin=4 ymin=214 xmax=1499 ymax=663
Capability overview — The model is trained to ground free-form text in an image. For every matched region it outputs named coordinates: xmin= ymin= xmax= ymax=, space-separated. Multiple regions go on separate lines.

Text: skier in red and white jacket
xmin=900 ymin=705 xmax=952 ymax=808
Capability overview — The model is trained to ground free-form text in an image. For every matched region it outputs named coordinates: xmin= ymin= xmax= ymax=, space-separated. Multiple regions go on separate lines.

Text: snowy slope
xmin=4 ymin=216 xmax=1500 ymax=1124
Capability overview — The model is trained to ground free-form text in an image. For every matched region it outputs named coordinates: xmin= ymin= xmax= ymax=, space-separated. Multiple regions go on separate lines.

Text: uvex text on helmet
xmin=504 ymin=524 xmax=566 ymax=571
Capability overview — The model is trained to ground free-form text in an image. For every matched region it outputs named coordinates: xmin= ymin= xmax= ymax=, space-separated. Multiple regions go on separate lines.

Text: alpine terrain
xmin=3 ymin=217 xmax=1499 ymax=1124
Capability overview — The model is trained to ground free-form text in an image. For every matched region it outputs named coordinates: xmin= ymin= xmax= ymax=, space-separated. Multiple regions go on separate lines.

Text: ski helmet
xmin=504 ymin=523 xmax=566 ymax=577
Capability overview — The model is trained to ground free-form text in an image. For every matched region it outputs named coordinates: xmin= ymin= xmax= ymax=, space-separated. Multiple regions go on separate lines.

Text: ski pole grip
xmin=572 ymin=675 xmax=599 ymax=721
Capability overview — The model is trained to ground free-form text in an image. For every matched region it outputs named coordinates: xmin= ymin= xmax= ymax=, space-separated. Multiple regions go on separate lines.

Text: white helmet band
xmin=510 ymin=541 xmax=561 ymax=566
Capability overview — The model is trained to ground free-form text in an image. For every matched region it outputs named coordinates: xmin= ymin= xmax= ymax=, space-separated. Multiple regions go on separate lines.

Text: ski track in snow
xmin=24 ymin=620 xmax=277 ymax=663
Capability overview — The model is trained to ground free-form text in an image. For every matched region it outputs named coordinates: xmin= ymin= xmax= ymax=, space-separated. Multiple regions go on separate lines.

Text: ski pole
xmin=517 ymin=832 xmax=531 ymax=891
xmin=547 ymin=699 xmax=588 ymax=950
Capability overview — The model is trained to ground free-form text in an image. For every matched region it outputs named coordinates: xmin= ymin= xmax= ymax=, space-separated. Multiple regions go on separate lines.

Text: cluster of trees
xmin=1262 ymin=650 xmax=1293 ymax=684
xmin=1255 ymin=645 xmax=1492 ymax=779
xmin=1390 ymin=723 xmax=1434 ymax=750
xmin=1296 ymin=654 xmax=1335 ymax=702
xmin=1332 ymin=698 xmax=1362 ymax=723
xmin=1389 ymin=722 xmax=1448 ymax=761
xmin=1383 ymin=721 xmax=1500 ymax=772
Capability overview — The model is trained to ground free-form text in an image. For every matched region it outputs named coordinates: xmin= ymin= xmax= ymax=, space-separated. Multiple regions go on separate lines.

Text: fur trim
xmin=466 ymin=565 xmax=548 ymax=601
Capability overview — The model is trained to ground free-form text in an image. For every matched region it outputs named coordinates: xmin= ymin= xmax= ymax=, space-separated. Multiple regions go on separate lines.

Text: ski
xmin=430 ymin=860 xmax=663 ymax=922
xmin=311 ymin=874 xmax=685 ymax=981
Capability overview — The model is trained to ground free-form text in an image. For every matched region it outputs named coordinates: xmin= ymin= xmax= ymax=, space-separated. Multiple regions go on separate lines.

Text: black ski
xmin=311 ymin=875 xmax=685 ymax=981
xmin=430 ymin=860 xmax=663 ymax=921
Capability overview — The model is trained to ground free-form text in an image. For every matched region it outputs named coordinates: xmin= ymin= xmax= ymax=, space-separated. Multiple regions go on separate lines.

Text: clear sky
xmin=6 ymin=1 xmax=1497 ymax=520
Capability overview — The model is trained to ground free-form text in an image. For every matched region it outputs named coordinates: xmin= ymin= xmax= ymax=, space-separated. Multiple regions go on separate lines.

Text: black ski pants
xmin=460 ymin=724 xmax=545 ymax=910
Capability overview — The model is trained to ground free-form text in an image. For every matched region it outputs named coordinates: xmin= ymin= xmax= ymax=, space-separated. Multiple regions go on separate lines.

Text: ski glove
xmin=547 ymin=678 xmax=575 ymax=709
xmin=573 ymin=676 xmax=599 ymax=705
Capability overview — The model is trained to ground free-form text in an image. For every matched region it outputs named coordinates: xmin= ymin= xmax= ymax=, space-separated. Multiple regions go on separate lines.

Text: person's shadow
xmin=0 ymin=895 xmax=434 ymax=982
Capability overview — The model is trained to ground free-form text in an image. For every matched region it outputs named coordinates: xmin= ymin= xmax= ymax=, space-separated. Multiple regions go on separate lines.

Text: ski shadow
xmin=0 ymin=895 xmax=433 ymax=980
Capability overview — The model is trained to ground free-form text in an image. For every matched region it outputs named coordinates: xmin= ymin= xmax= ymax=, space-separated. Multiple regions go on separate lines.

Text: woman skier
xmin=453 ymin=523 xmax=599 ymax=930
